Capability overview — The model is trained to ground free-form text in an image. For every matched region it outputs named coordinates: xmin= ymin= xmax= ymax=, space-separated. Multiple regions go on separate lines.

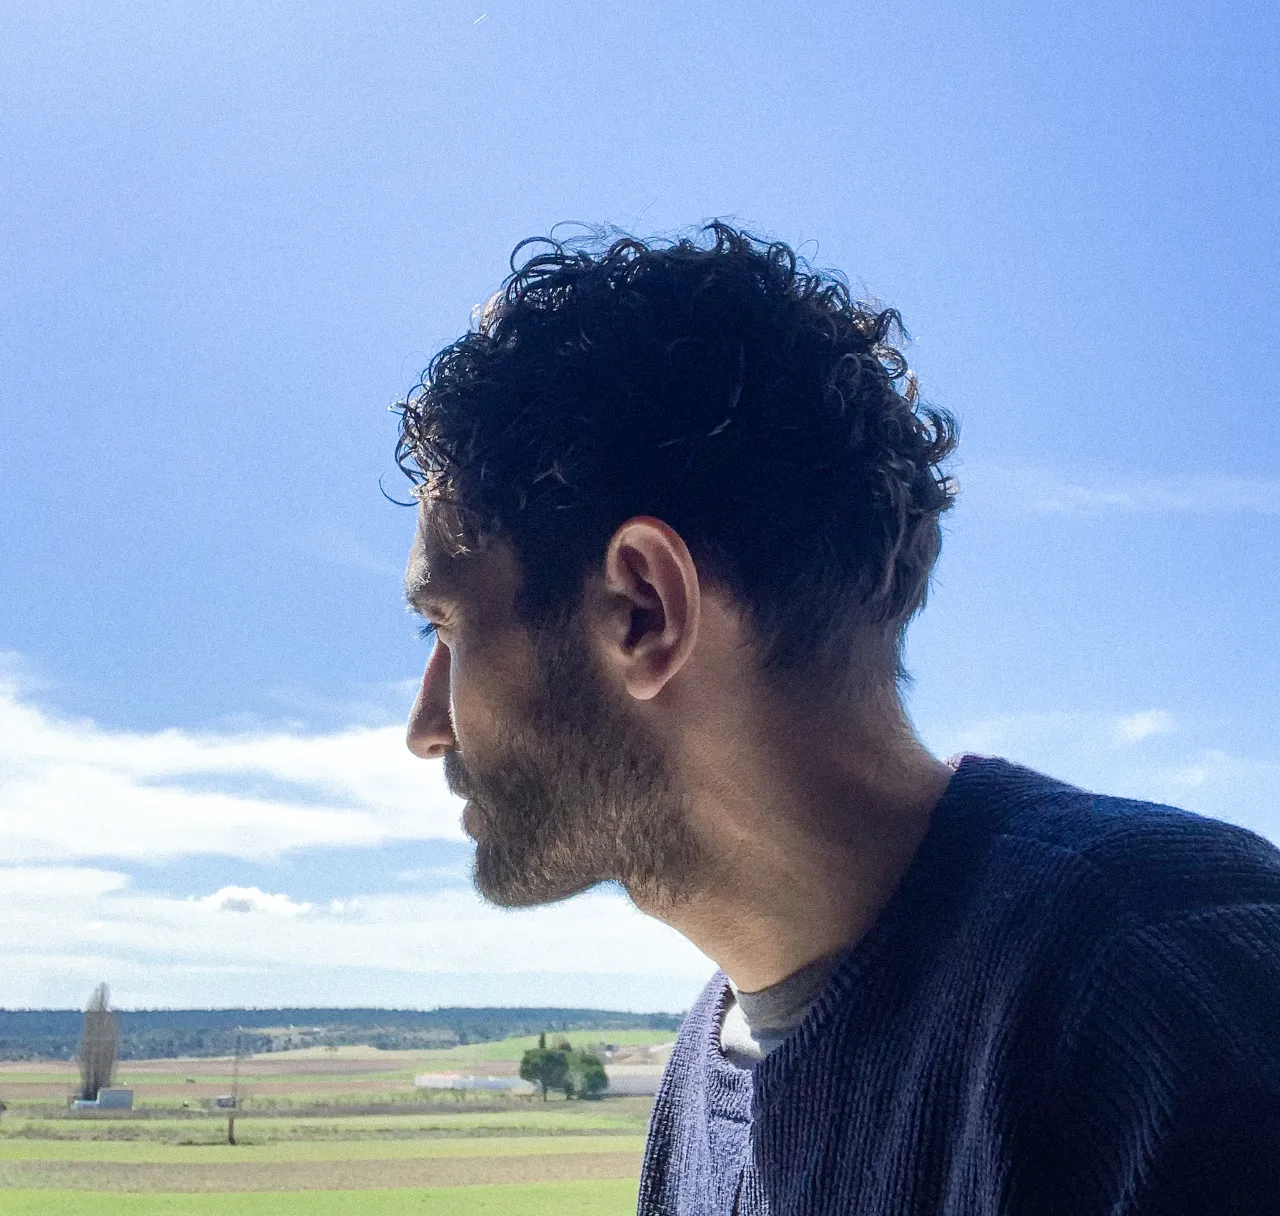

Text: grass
xmin=1 ymin=1152 xmax=644 ymax=1192
xmin=0 ymin=1180 xmax=640 ymax=1215
xmin=0 ymin=1134 xmax=647 ymax=1163
xmin=1 ymin=1106 xmax=650 ymax=1143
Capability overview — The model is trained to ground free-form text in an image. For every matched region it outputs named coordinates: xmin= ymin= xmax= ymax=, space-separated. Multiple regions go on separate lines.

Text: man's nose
xmin=407 ymin=640 xmax=456 ymax=759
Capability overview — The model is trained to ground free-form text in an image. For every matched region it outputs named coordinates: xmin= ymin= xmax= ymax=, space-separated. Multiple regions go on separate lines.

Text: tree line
xmin=0 ymin=1006 xmax=682 ymax=1061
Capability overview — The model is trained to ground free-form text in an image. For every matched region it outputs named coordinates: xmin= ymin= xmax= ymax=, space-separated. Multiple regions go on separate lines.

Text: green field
xmin=0 ymin=1134 xmax=646 ymax=1162
xmin=0 ymin=1180 xmax=640 ymax=1215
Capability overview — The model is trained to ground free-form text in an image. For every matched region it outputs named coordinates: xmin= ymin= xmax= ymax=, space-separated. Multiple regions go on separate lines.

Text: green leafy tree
xmin=519 ymin=1047 xmax=569 ymax=1101
xmin=569 ymin=1050 xmax=608 ymax=1099
xmin=519 ymin=1035 xmax=610 ymax=1101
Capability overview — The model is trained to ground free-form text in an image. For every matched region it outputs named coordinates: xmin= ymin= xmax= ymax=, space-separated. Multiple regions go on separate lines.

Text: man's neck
xmin=632 ymin=684 xmax=954 ymax=993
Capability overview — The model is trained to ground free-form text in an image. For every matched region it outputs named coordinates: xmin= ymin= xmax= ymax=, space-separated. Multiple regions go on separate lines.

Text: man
xmin=398 ymin=224 xmax=1280 ymax=1213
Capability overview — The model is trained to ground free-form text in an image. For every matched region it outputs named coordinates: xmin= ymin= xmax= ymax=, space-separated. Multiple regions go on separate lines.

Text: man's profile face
xmin=405 ymin=507 xmax=699 ymax=908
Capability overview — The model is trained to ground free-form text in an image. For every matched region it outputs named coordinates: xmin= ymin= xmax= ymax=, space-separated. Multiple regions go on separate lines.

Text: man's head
xmin=399 ymin=223 xmax=956 ymax=908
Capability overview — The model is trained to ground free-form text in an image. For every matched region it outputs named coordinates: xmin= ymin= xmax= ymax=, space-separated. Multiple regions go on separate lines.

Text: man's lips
xmin=461 ymin=800 xmax=483 ymax=838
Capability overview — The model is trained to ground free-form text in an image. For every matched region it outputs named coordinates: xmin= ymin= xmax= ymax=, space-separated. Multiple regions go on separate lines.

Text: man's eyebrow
xmin=404 ymin=579 xmax=444 ymax=615
xmin=404 ymin=565 xmax=455 ymax=616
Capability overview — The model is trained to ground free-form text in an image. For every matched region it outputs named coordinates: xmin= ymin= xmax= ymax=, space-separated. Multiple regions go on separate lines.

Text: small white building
xmin=73 ymin=1088 xmax=134 ymax=1110
xmin=414 ymin=1073 xmax=535 ymax=1094
xmin=602 ymin=1066 xmax=664 ymax=1096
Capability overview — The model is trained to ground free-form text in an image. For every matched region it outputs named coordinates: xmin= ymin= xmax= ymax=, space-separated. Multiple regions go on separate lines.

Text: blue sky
xmin=2 ymin=0 xmax=1277 ymax=1011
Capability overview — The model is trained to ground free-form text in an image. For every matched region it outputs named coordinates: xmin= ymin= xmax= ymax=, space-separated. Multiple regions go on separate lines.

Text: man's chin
xmin=472 ymin=844 xmax=601 ymax=909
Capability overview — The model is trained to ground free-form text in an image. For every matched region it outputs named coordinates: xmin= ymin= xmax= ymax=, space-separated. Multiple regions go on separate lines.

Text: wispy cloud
xmin=0 ymin=678 xmax=464 ymax=863
xmin=196 ymin=885 xmax=312 ymax=916
xmin=1112 ymin=709 xmax=1178 ymax=745
xmin=0 ymin=865 xmax=713 ymax=1009
xmin=307 ymin=527 xmax=408 ymax=580
xmin=945 ymin=708 xmax=1181 ymax=755
xmin=929 ymin=708 xmax=1280 ymax=845
xmin=964 ymin=465 xmax=1280 ymax=516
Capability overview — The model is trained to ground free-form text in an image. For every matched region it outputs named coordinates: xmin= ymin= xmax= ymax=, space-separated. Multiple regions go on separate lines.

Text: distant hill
xmin=0 ymin=1007 xmax=685 ymax=1061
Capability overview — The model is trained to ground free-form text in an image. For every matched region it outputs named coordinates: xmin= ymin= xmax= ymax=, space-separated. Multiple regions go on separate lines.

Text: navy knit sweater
xmin=638 ymin=756 xmax=1280 ymax=1215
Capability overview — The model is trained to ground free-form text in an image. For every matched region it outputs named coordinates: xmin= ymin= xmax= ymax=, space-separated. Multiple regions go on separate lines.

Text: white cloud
xmin=195 ymin=886 xmax=312 ymax=916
xmin=0 ymin=678 xmax=465 ymax=863
xmin=1112 ymin=709 xmax=1178 ymax=745
xmin=966 ymin=465 xmax=1280 ymax=516
xmin=0 ymin=865 xmax=714 ymax=1009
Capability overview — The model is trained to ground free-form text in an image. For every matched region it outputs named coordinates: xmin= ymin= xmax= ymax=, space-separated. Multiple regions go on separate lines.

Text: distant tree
xmin=77 ymin=983 xmax=119 ymax=1101
xmin=568 ymin=1050 xmax=608 ymax=1099
xmin=519 ymin=1047 xmax=570 ymax=1101
xmin=519 ymin=1037 xmax=609 ymax=1101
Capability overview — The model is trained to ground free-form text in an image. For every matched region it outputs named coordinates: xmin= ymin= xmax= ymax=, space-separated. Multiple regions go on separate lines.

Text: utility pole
xmin=227 ymin=1030 xmax=242 ymax=1146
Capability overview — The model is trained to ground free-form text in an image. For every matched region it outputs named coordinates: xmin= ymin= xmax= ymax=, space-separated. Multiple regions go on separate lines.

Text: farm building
xmin=72 ymin=1087 xmax=133 ymax=1110
xmin=413 ymin=1073 xmax=536 ymax=1094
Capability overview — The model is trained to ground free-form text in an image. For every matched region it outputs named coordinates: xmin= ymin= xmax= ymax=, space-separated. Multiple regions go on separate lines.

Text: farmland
xmin=0 ymin=1034 xmax=672 ymax=1213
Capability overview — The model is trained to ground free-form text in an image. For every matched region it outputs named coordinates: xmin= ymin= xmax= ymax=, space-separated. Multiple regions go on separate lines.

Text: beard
xmin=444 ymin=618 xmax=701 ymax=909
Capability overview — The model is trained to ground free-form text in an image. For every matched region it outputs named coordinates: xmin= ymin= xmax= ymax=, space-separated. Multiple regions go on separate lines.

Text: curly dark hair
xmin=396 ymin=222 xmax=957 ymax=691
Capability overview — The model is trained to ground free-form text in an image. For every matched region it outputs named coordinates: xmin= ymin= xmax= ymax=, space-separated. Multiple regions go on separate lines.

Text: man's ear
xmin=595 ymin=517 xmax=701 ymax=702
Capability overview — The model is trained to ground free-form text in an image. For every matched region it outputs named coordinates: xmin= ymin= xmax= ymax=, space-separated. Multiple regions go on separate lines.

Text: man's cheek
xmin=448 ymin=661 xmax=501 ymax=756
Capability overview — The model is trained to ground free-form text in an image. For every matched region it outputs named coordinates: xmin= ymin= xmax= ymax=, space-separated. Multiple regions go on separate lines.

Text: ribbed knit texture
xmin=638 ymin=755 xmax=1280 ymax=1215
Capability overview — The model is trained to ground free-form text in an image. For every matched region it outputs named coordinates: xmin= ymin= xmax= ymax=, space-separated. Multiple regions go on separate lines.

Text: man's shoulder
xmin=664 ymin=970 xmax=728 ymax=1075
xmin=955 ymin=755 xmax=1280 ymax=926
xmin=640 ymin=970 xmax=750 ymax=1207
xmin=952 ymin=763 xmax=1280 ymax=1211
